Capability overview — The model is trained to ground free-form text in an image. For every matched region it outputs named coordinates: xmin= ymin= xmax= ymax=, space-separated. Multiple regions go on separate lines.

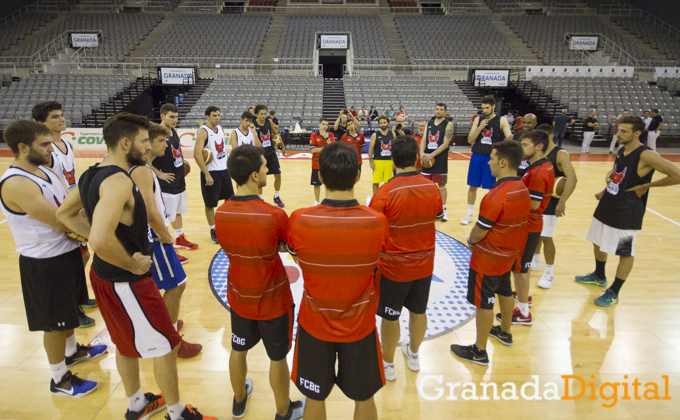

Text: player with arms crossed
xmin=420 ymin=102 xmax=454 ymax=222
xmin=368 ymin=116 xmax=394 ymax=194
xmin=230 ymin=111 xmax=260 ymax=150
xmin=252 ymin=104 xmax=286 ymax=207
xmin=340 ymin=117 xmax=366 ymax=178
xmin=309 ymin=118 xmax=335 ymax=205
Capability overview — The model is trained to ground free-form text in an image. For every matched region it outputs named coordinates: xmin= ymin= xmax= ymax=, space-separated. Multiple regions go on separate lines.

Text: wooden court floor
xmin=1 ymin=154 xmax=679 ymax=419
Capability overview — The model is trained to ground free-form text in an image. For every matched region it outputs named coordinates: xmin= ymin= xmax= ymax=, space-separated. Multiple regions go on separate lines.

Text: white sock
xmin=50 ymin=360 xmax=68 ymax=384
xmin=167 ymin=400 xmax=185 ymax=420
xmin=274 ymin=191 xmax=280 ymax=198
xmin=532 ymin=253 xmax=541 ymax=264
xmin=545 ymin=264 xmax=554 ymax=276
xmin=259 ymin=194 xmax=263 ymax=199
xmin=127 ymin=388 xmax=148 ymax=412
xmin=408 ymin=345 xmax=418 ymax=356
xmin=176 ymin=228 xmax=183 ymax=236
xmin=65 ymin=334 xmax=77 ymax=357
xmin=517 ymin=302 xmax=530 ymax=317
xmin=383 ymin=359 xmax=393 ymax=367
xmin=442 ymin=205 xmax=447 ymax=211
xmin=467 ymin=204 xmax=474 ymax=216
xmin=209 ymin=225 xmax=215 ymax=230
xmin=173 ymin=322 xmax=178 ymax=331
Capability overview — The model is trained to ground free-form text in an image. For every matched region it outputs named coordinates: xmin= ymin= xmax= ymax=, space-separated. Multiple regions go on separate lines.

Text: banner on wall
xmin=62 ymin=128 xmax=226 ymax=151
xmin=569 ymin=36 xmax=598 ymax=51
xmin=525 ymin=66 xmax=634 ymax=81
xmin=70 ymin=33 xmax=99 ymax=48
xmin=319 ymin=34 xmax=348 ymax=50
xmin=653 ymin=67 xmax=680 ymax=81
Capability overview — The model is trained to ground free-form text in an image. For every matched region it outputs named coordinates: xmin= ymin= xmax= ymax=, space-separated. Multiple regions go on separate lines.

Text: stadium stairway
xmin=79 ymin=76 xmax=158 ymax=127
xmin=129 ymin=11 xmax=178 ymax=61
xmin=453 ymin=81 xmax=482 ymax=111
xmin=597 ymin=15 xmax=669 ymax=64
xmin=2 ymin=12 xmax=70 ymax=58
xmin=488 ymin=14 xmax=538 ymax=63
xmin=165 ymin=78 xmax=214 ymax=126
xmin=322 ymin=79 xmax=346 ymax=119
xmin=256 ymin=7 xmax=286 ymax=65
xmin=378 ymin=12 xmax=410 ymax=67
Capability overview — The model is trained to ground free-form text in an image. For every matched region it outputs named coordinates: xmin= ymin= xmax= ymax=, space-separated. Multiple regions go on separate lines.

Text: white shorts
xmin=541 ymin=215 xmax=558 ymax=238
xmin=586 ymin=217 xmax=638 ymax=257
xmin=162 ymin=191 xmax=187 ymax=222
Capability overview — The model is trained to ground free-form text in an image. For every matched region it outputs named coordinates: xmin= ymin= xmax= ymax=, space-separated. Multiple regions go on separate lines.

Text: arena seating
xmin=610 ymin=16 xmax=680 ymax=62
xmin=0 ymin=12 xmax=58 ymax=55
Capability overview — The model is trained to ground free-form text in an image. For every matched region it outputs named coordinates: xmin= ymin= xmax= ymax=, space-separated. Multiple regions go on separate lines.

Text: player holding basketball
xmin=215 ymin=145 xmax=305 ymax=420
xmin=194 ymin=106 xmax=233 ymax=244
xmin=576 ymin=116 xmax=680 ymax=306
xmin=369 ymin=136 xmax=442 ymax=380
xmin=253 ymin=104 xmax=285 ymax=207
xmin=57 ymin=113 xmax=216 ymax=420
xmin=309 ymin=118 xmax=335 ymax=205
xmin=230 ymin=111 xmax=260 ymax=150
xmin=420 ymin=103 xmax=454 ymax=222
xmin=129 ymin=123 xmax=202 ymax=359
xmin=1 ymin=120 xmax=105 ymax=398
xmin=462 ymin=96 xmax=513 ymax=225
xmin=368 ymin=116 xmax=394 ymax=194
xmin=288 ymin=142 xmax=389 ymax=420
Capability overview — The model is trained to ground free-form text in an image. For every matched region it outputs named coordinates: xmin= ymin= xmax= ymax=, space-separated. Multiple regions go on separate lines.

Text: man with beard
xmin=513 ymin=113 xmax=537 ymax=177
xmin=368 ymin=116 xmax=394 ymax=194
xmin=420 ymin=103 xmax=454 ymax=222
xmin=57 ymin=113 xmax=216 ymax=420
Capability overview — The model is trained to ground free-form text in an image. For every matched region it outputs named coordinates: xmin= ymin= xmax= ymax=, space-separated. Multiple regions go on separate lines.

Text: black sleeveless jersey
xmin=594 ymin=145 xmax=654 ymax=230
xmin=151 ymin=128 xmax=185 ymax=195
xmin=79 ymin=165 xmax=153 ymax=282
xmin=472 ymin=114 xmax=504 ymax=155
xmin=422 ymin=118 xmax=449 ymax=175
xmin=253 ymin=118 xmax=275 ymax=156
xmin=373 ymin=129 xmax=394 ymax=161
xmin=544 ymin=146 xmax=566 ymax=216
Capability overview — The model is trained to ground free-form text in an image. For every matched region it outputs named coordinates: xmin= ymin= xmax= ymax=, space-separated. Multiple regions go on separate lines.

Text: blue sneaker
xmin=66 ymin=343 xmax=108 ymax=367
xmin=594 ymin=289 xmax=619 ymax=307
xmin=575 ymin=272 xmax=607 ymax=287
xmin=50 ymin=371 xmax=97 ymax=398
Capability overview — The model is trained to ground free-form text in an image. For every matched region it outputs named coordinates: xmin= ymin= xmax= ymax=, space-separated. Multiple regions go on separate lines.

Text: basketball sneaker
xmin=512 ymin=291 xmax=532 ymax=307
xmin=210 ymin=228 xmax=218 ymax=244
xmin=176 ymin=319 xmax=184 ymax=332
xmin=164 ymin=405 xmax=217 ymax=420
xmin=177 ymin=339 xmax=202 ymax=359
xmin=175 ymin=234 xmax=199 ymax=250
xmin=273 ymin=196 xmax=285 ymax=208
xmin=460 ymin=214 xmax=473 ymax=225
xmin=575 ymin=272 xmax=607 ymax=287
xmin=313 ymin=201 xmax=320 ymax=206
xmin=66 ymin=343 xmax=108 ymax=367
xmin=383 ymin=360 xmax=396 ymax=381
xmin=440 ymin=208 xmax=448 ymax=222
xmin=124 ymin=393 xmax=166 ymax=420
xmin=531 ymin=256 xmax=542 ymax=272
xmin=80 ymin=299 xmax=98 ymax=309
xmin=594 ymin=289 xmax=619 ymax=307
xmin=78 ymin=311 xmax=95 ymax=328
xmin=496 ymin=307 xmax=532 ymax=326
xmin=450 ymin=344 xmax=489 ymax=366
xmin=50 ymin=371 xmax=97 ymax=398
xmin=232 ymin=377 xmax=253 ymax=418
xmin=537 ymin=273 xmax=554 ymax=289
xmin=489 ymin=325 xmax=513 ymax=346
xmin=401 ymin=341 xmax=420 ymax=371
xmin=275 ymin=399 xmax=307 ymax=420
xmin=176 ymin=253 xmax=188 ymax=265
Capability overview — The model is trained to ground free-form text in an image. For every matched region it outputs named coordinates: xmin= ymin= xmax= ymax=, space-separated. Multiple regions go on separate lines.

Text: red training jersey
xmin=522 ymin=158 xmax=555 ymax=232
xmin=340 ymin=131 xmax=365 ymax=164
xmin=288 ymin=199 xmax=389 ymax=343
xmin=412 ymin=133 xmax=423 ymax=168
xmin=215 ymin=195 xmax=294 ymax=320
xmin=470 ymin=177 xmax=531 ymax=276
xmin=309 ymin=131 xmax=335 ymax=170
xmin=369 ymin=173 xmax=442 ymax=282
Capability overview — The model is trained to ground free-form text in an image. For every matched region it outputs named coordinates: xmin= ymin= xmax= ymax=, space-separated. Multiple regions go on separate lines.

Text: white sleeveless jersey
xmin=0 ymin=166 xmax=78 ymax=258
xmin=51 ymin=139 xmax=78 ymax=190
xmin=129 ymin=164 xmax=169 ymax=228
xmin=201 ymin=124 xmax=227 ymax=171
xmin=234 ymin=127 xmax=255 ymax=147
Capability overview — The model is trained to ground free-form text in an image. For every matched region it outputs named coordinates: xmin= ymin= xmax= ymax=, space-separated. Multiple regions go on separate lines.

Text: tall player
xmin=462 ymin=96 xmax=513 ymax=225
xmin=309 ymin=118 xmax=335 ymax=205
xmin=152 ymin=103 xmax=199 ymax=254
xmin=253 ymin=104 xmax=285 ymax=207
xmin=531 ymin=124 xmax=578 ymax=289
xmin=32 ymin=101 xmax=97 ymax=328
xmin=230 ymin=111 xmax=260 ymax=150
xmin=368 ymin=116 xmax=394 ymax=194
xmin=340 ymin=117 xmax=365 ymax=176
xmin=130 ymin=123 xmax=203 ymax=359
xmin=576 ymin=116 xmax=680 ymax=306
xmin=1 ymin=120 xmax=104 ymax=398
xmin=370 ymin=136 xmax=441 ymax=380
xmin=420 ymin=103 xmax=454 ymax=222
xmin=57 ymin=113 xmax=216 ymax=420
xmin=194 ymin=106 xmax=233 ymax=244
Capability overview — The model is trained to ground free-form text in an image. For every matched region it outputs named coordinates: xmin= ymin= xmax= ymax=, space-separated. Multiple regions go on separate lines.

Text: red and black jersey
xmin=309 ymin=131 xmax=335 ymax=170
xmin=340 ymin=131 xmax=365 ymax=164
xmin=521 ymin=158 xmax=555 ymax=233
xmin=412 ymin=133 xmax=422 ymax=168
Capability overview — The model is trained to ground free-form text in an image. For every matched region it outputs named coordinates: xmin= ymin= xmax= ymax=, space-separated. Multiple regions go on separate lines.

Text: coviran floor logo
xmin=418 ymin=375 xmax=671 ymax=407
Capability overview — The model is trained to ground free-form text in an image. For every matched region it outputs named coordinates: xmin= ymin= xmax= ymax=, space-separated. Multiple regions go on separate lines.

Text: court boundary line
xmin=647 ymin=208 xmax=680 ymax=227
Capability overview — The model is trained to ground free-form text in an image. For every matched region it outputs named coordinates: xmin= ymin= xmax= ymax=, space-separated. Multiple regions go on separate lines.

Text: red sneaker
xmin=177 ymin=339 xmax=202 ymax=359
xmin=175 ymin=234 xmax=199 ymax=250
xmin=176 ymin=319 xmax=183 ymax=332
xmin=512 ymin=291 xmax=533 ymax=308
xmin=176 ymin=253 xmax=188 ymax=265
xmin=497 ymin=307 xmax=533 ymax=326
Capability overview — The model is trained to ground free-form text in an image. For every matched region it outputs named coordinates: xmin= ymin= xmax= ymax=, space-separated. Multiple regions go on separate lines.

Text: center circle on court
xmin=209 ymin=230 xmax=476 ymax=342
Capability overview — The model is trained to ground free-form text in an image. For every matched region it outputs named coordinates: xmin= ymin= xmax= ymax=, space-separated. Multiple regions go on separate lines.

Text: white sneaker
xmin=383 ymin=361 xmax=396 ymax=381
xmin=366 ymin=194 xmax=372 ymax=206
xmin=460 ymin=214 xmax=473 ymax=225
xmin=531 ymin=259 xmax=542 ymax=272
xmin=313 ymin=201 xmax=319 ymax=206
xmin=441 ymin=208 xmax=448 ymax=222
xmin=537 ymin=273 xmax=554 ymax=289
xmin=401 ymin=342 xmax=420 ymax=372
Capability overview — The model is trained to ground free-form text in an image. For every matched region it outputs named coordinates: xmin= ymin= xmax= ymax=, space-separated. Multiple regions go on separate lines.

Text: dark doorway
xmin=319 ymin=55 xmax=346 ymax=78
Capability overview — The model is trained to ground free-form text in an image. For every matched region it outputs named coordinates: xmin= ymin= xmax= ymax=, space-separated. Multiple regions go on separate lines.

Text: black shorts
xmin=201 ymin=169 xmax=234 ymax=208
xmin=230 ymin=306 xmax=294 ymax=361
xmin=19 ymin=247 xmax=86 ymax=332
xmin=467 ymin=269 xmax=512 ymax=310
xmin=516 ymin=231 xmax=542 ymax=273
xmin=377 ymin=274 xmax=432 ymax=321
xmin=265 ymin=152 xmax=281 ymax=175
xmin=310 ymin=169 xmax=321 ymax=186
xmin=292 ymin=325 xmax=385 ymax=401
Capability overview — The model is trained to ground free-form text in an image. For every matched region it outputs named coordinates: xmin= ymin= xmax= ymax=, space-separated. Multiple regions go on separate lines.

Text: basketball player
xmin=130 ymin=123 xmax=203 ymax=359
xmin=420 ymin=102 xmax=454 ymax=222
xmin=1 ymin=120 xmax=105 ymax=398
xmin=514 ymin=113 xmax=536 ymax=178
xmin=194 ymin=106 xmax=233 ymax=244
xmin=450 ymin=141 xmax=530 ymax=365
xmin=531 ymin=124 xmax=578 ymax=289
xmin=576 ymin=116 xmax=680 ymax=306
xmin=215 ymin=145 xmax=305 ymax=420
xmin=56 ymin=113 xmax=216 ymax=420
xmin=412 ymin=120 xmax=427 ymax=171
xmin=32 ymin=101 xmax=98 ymax=327
xmin=368 ymin=116 xmax=394 ymax=194
xmin=151 ymin=103 xmax=198 ymax=255
xmin=498 ymin=131 xmax=554 ymax=326
xmin=462 ymin=96 xmax=513 ymax=225
xmin=253 ymin=104 xmax=285 ymax=207
xmin=340 ymin=118 xmax=365 ymax=175
xmin=370 ymin=136 xmax=442 ymax=380
xmin=309 ymin=118 xmax=335 ymax=205
xmin=230 ymin=111 xmax=260 ymax=150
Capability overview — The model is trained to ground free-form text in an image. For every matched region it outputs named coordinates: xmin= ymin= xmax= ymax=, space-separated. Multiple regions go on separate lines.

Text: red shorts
xmin=422 ymin=173 xmax=447 ymax=184
xmin=90 ymin=268 xmax=180 ymax=358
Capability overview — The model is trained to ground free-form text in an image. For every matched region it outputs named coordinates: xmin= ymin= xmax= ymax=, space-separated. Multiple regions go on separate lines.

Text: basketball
xmin=202 ymin=148 xmax=213 ymax=165
xmin=422 ymin=157 xmax=434 ymax=168
xmin=183 ymin=161 xmax=191 ymax=176
xmin=553 ymin=176 xmax=567 ymax=198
